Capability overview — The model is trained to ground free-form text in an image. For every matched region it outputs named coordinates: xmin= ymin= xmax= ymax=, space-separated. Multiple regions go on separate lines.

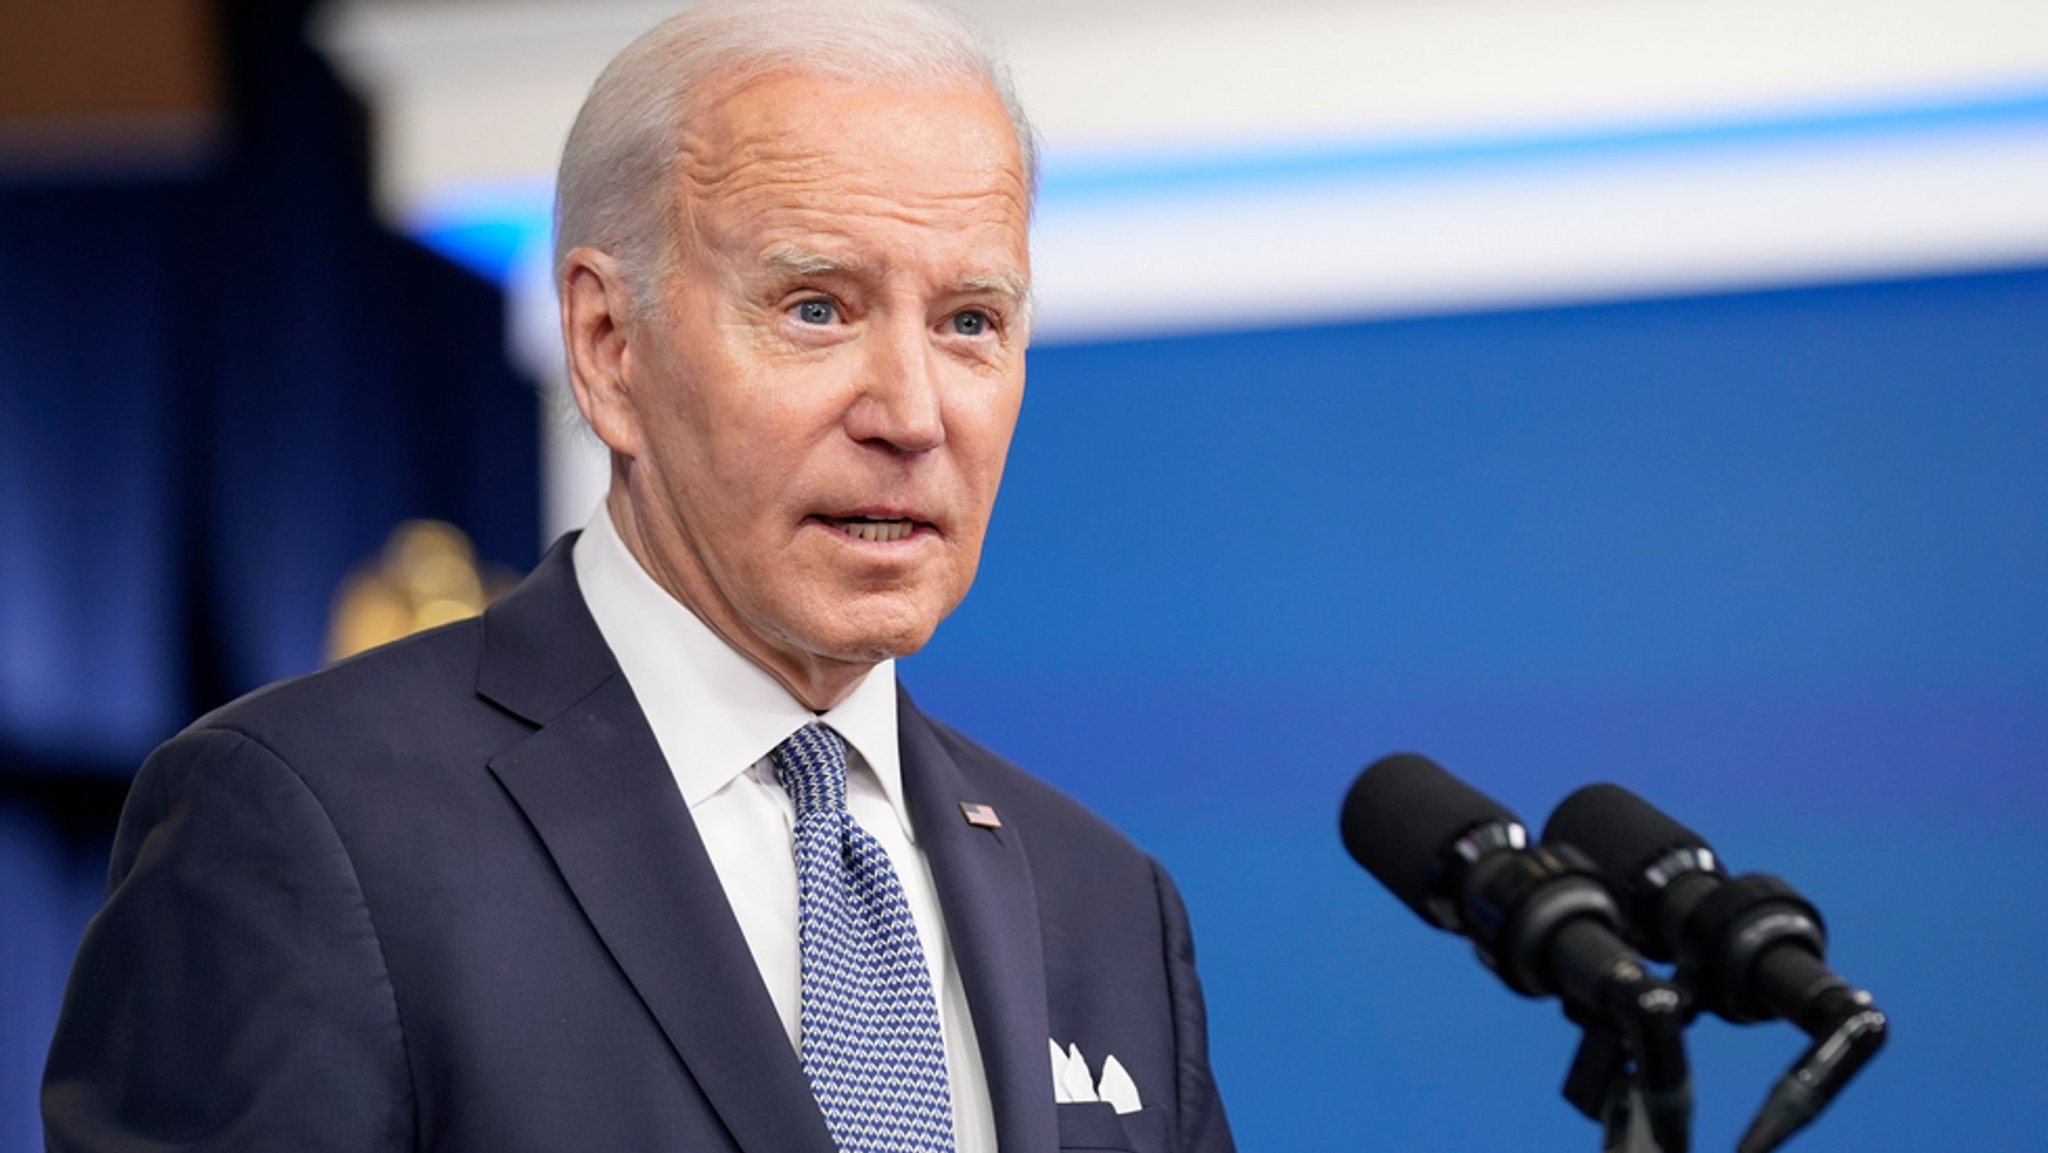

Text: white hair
xmin=552 ymin=0 xmax=1037 ymax=307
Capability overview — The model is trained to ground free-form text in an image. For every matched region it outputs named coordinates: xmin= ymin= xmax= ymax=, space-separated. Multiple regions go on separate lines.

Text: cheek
xmin=695 ymin=406 xmax=831 ymax=554
xmin=959 ymin=385 xmax=1024 ymax=496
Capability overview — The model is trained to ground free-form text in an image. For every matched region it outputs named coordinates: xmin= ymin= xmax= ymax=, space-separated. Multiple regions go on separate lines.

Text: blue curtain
xmin=0 ymin=3 xmax=538 ymax=1145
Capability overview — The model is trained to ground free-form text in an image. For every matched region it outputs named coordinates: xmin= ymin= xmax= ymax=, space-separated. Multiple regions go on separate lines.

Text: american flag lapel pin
xmin=959 ymin=801 xmax=1002 ymax=829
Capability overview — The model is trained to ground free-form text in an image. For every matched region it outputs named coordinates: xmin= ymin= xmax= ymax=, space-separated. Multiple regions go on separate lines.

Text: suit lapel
xmin=899 ymin=690 xmax=1061 ymax=1153
xmin=478 ymin=540 xmax=835 ymax=1153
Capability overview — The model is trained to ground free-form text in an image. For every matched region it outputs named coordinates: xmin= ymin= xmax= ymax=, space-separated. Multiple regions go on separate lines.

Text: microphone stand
xmin=1559 ymin=952 xmax=1693 ymax=1153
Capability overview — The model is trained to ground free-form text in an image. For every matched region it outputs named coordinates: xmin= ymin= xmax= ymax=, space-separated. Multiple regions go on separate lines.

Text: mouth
xmin=810 ymin=513 xmax=933 ymax=545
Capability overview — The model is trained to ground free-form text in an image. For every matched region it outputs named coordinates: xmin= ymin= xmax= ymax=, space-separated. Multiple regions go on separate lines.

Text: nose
xmin=844 ymin=314 xmax=944 ymax=454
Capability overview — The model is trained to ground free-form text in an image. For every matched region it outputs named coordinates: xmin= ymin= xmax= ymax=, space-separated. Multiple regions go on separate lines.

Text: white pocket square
xmin=1048 ymin=1038 xmax=1143 ymax=1115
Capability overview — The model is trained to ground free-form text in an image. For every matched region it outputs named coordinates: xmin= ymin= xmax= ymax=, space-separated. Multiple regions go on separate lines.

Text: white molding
xmin=1028 ymin=123 xmax=2048 ymax=341
xmin=319 ymin=0 xmax=2048 ymax=216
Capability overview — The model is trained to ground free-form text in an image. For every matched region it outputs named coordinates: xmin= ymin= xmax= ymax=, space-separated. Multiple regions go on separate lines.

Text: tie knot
xmin=772 ymin=723 xmax=849 ymax=815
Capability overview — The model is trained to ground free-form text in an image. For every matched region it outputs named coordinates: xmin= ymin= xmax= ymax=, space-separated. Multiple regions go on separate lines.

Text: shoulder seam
xmin=1148 ymin=856 xmax=1187 ymax=1148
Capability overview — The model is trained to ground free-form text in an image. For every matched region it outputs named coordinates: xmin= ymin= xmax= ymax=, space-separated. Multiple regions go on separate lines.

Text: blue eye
xmin=950 ymin=310 xmax=990 ymax=336
xmin=793 ymin=299 xmax=837 ymax=325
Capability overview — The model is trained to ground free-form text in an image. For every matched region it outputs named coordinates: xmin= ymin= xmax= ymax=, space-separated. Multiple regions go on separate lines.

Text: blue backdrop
xmin=905 ymin=267 xmax=2048 ymax=1151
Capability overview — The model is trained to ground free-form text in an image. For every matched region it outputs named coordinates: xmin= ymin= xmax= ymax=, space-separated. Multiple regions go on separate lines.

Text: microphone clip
xmin=1560 ymin=969 xmax=1694 ymax=1153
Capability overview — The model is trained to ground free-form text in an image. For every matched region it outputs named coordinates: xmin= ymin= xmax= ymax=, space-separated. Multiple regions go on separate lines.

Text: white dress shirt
xmin=572 ymin=506 xmax=996 ymax=1153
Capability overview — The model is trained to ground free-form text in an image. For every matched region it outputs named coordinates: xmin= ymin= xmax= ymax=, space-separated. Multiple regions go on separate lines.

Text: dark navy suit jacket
xmin=43 ymin=540 xmax=1235 ymax=1153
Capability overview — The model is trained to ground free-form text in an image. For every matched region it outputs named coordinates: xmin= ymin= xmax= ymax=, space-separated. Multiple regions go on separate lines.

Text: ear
xmin=560 ymin=246 xmax=646 ymax=459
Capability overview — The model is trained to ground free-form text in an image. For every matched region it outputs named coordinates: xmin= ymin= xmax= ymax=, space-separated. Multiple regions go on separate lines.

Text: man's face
xmin=588 ymin=72 xmax=1030 ymax=703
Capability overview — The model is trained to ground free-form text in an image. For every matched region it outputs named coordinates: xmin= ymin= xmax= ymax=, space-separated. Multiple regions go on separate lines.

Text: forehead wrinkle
xmin=679 ymin=165 xmax=1027 ymax=273
xmin=673 ymin=129 xmax=826 ymax=231
xmin=730 ymin=171 xmax=1024 ymax=222
xmin=675 ymin=112 xmax=1028 ymax=222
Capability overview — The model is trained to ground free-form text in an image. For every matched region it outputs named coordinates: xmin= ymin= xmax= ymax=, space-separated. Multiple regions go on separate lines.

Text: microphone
xmin=1341 ymin=755 xmax=1691 ymax=1151
xmin=1543 ymin=784 xmax=1887 ymax=1153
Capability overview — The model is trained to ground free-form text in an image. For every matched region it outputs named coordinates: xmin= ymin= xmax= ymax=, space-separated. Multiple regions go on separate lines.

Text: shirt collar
xmin=570 ymin=504 xmax=911 ymax=840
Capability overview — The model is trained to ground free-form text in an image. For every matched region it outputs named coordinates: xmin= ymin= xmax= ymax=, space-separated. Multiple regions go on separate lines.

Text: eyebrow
xmin=959 ymin=270 xmax=1030 ymax=304
xmin=760 ymin=245 xmax=861 ymax=277
xmin=760 ymin=244 xmax=1030 ymax=305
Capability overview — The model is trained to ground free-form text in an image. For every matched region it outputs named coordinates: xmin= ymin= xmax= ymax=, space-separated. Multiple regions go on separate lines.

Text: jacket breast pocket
xmin=1056 ymin=1101 xmax=1170 ymax=1151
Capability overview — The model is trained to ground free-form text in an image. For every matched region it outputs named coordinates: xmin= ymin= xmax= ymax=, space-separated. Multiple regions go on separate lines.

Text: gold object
xmin=326 ymin=520 xmax=515 ymax=662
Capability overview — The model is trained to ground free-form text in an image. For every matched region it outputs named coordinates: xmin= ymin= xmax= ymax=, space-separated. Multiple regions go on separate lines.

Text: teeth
xmin=837 ymin=518 xmax=914 ymax=543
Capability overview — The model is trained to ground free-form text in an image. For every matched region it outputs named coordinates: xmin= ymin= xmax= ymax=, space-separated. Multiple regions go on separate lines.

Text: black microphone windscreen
xmin=1542 ymin=783 xmax=1712 ymax=881
xmin=1340 ymin=753 xmax=1519 ymax=924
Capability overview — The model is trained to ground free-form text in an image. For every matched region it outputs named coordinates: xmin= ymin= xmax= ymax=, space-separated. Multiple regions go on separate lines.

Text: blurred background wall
xmin=4 ymin=1 xmax=2045 ymax=1150
xmin=0 ymin=3 xmax=538 ymax=1148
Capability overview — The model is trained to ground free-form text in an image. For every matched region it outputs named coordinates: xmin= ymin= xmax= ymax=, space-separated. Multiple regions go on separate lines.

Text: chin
xmin=817 ymin=622 xmax=936 ymax=664
xmin=803 ymin=594 xmax=950 ymax=664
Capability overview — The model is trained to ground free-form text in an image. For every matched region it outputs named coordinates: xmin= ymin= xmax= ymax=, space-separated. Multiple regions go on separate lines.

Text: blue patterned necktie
xmin=772 ymin=723 xmax=956 ymax=1153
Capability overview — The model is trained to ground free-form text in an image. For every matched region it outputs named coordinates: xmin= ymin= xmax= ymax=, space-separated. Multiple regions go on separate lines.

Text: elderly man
xmin=42 ymin=2 xmax=1234 ymax=1151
